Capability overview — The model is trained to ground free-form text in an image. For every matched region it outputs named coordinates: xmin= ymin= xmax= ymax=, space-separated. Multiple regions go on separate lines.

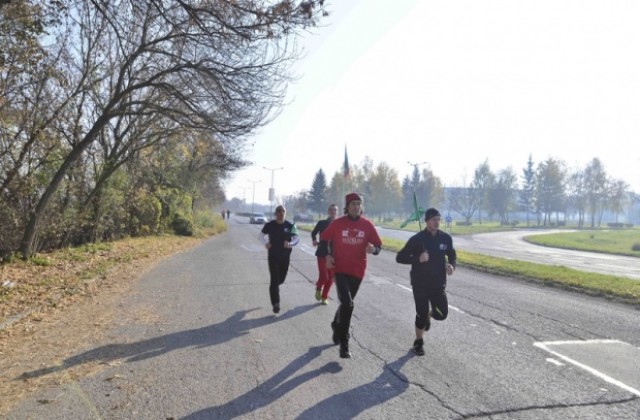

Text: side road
xmin=376 ymin=227 xmax=640 ymax=281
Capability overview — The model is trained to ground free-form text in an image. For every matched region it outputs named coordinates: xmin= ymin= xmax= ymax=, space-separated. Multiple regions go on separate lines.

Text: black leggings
xmin=332 ymin=273 xmax=362 ymax=341
xmin=268 ymin=256 xmax=290 ymax=305
xmin=412 ymin=283 xmax=448 ymax=330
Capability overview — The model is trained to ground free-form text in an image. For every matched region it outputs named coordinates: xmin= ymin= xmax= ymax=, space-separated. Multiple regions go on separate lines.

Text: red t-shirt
xmin=320 ymin=215 xmax=382 ymax=279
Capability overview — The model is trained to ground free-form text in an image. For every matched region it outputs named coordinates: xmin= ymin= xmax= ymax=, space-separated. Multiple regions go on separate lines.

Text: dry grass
xmin=0 ymin=234 xmax=211 ymax=416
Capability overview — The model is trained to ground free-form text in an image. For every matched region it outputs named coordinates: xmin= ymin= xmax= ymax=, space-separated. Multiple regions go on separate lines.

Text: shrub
xmin=632 ymin=243 xmax=640 ymax=252
xmin=171 ymin=214 xmax=194 ymax=236
xmin=456 ymin=221 xmax=472 ymax=226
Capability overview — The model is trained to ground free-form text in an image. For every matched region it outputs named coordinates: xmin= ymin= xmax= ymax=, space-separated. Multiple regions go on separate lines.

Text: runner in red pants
xmin=312 ymin=204 xmax=338 ymax=304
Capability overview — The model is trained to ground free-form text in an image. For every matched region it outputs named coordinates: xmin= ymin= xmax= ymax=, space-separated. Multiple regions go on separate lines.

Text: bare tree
xmin=566 ymin=168 xmax=587 ymax=227
xmin=447 ymin=175 xmax=480 ymax=224
xmin=606 ymin=178 xmax=629 ymax=224
xmin=487 ymin=167 xmax=517 ymax=225
xmin=15 ymin=0 xmax=327 ymax=257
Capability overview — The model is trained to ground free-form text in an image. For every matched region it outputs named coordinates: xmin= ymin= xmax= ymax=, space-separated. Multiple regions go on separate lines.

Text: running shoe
xmin=339 ymin=341 xmax=351 ymax=359
xmin=413 ymin=338 xmax=425 ymax=356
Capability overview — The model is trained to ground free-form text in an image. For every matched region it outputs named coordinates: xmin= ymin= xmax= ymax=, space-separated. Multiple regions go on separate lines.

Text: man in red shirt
xmin=320 ymin=193 xmax=382 ymax=358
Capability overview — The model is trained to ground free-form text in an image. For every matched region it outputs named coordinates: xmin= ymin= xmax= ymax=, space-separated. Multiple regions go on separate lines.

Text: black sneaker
xmin=331 ymin=321 xmax=339 ymax=345
xmin=339 ymin=341 xmax=351 ymax=359
xmin=272 ymin=303 xmax=280 ymax=314
xmin=413 ymin=338 xmax=425 ymax=356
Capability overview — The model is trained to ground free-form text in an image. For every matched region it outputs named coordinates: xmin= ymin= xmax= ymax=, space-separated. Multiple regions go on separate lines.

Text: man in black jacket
xmin=260 ymin=205 xmax=299 ymax=314
xmin=396 ymin=208 xmax=456 ymax=356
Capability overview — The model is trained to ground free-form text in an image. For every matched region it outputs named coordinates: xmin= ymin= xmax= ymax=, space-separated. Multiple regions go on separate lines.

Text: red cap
xmin=345 ymin=192 xmax=362 ymax=206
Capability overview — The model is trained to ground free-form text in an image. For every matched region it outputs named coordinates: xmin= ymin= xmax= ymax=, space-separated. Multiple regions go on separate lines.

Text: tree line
xmin=0 ymin=0 xmax=327 ymax=259
xmin=286 ymin=155 xmax=635 ymax=228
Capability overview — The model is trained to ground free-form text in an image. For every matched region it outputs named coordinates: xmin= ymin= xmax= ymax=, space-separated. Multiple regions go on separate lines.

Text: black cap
xmin=424 ymin=208 xmax=441 ymax=221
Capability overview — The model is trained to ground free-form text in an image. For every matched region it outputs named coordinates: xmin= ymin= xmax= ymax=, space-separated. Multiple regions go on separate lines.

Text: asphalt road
xmin=378 ymin=227 xmax=640 ymax=280
xmin=7 ymin=217 xmax=640 ymax=419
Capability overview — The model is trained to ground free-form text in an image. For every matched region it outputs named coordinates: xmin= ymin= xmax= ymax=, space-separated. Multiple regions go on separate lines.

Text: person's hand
xmin=284 ymin=241 xmax=290 ymax=249
xmin=366 ymin=243 xmax=375 ymax=254
xmin=419 ymin=251 xmax=429 ymax=263
xmin=326 ymin=255 xmax=335 ymax=269
xmin=265 ymin=243 xmax=272 ymax=250
xmin=312 ymin=240 xmax=318 ymax=247
xmin=446 ymin=263 xmax=454 ymax=275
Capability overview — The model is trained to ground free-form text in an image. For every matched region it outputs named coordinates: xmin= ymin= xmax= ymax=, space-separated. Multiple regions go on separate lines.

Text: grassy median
xmin=381 ymin=235 xmax=640 ymax=306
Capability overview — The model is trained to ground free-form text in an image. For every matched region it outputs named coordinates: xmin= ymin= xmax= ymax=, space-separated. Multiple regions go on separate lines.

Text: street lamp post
xmin=263 ymin=166 xmax=283 ymax=215
xmin=248 ymin=180 xmax=261 ymax=215
xmin=239 ymin=187 xmax=250 ymax=212
xmin=408 ymin=160 xmax=429 ymax=188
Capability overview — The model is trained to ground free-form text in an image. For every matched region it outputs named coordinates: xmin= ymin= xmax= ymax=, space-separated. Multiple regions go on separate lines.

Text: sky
xmin=224 ymin=0 xmax=640 ymax=207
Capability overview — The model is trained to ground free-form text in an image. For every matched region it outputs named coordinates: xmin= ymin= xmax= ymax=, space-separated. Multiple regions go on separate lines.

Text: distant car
xmin=249 ymin=213 xmax=267 ymax=224
xmin=293 ymin=213 xmax=314 ymax=223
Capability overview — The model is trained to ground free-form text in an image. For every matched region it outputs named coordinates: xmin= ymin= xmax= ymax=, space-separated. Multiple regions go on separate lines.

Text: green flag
xmin=400 ymin=192 xmax=424 ymax=229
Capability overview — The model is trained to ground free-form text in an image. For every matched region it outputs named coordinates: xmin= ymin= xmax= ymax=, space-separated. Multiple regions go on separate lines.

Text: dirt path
xmin=0 ymin=235 xmax=207 ymax=416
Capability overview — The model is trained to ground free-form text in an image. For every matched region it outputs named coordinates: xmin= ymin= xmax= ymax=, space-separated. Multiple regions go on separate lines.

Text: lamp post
xmin=239 ymin=187 xmax=250 ymax=212
xmin=248 ymin=179 xmax=261 ymax=215
xmin=263 ymin=166 xmax=283 ymax=215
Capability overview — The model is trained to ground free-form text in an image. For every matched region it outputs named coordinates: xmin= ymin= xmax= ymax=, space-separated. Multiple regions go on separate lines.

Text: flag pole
xmin=342 ymin=145 xmax=349 ymax=210
xmin=415 ymin=191 xmax=422 ymax=231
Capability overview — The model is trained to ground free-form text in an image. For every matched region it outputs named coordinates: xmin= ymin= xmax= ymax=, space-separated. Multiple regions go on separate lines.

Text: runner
xmin=396 ymin=207 xmax=456 ymax=356
xmin=320 ymin=193 xmax=382 ymax=358
xmin=259 ymin=205 xmax=299 ymax=314
xmin=311 ymin=203 xmax=339 ymax=305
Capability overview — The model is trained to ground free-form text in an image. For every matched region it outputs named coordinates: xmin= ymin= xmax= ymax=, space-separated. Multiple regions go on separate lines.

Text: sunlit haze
xmin=225 ymin=0 xmax=640 ymax=206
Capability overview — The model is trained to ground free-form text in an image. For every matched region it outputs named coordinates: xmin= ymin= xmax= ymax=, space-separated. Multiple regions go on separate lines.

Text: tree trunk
xmin=19 ymin=119 xmax=108 ymax=258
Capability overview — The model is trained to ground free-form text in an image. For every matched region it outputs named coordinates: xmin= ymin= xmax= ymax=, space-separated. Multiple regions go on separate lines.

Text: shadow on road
xmin=295 ymin=351 xmax=414 ymax=420
xmin=181 ymin=351 xmax=414 ymax=420
xmin=18 ymin=304 xmax=317 ymax=379
xmin=182 ymin=344 xmax=340 ymax=419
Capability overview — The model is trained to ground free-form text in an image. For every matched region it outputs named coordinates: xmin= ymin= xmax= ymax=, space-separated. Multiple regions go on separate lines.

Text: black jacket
xmin=396 ymin=229 xmax=456 ymax=288
xmin=311 ymin=218 xmax=332 ymax=257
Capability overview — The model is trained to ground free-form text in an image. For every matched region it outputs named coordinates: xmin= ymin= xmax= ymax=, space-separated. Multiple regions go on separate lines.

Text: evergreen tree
xmin=520 ymin=154 xmax=536 ymax=226
xmin=308 ymin=169 xmax=327 ymax=216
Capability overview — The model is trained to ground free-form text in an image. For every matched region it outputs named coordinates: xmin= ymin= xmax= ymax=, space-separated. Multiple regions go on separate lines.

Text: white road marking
xmin=298 ymin=244 xmax=317 ymax=256
xmin=396 ymin=284 xmax=412 ymax=292
xmin=534 ymin=339 xmax=640 ymax=397
xmin=241 ymin=244 xmax=264 ymax=252
xmin=546 ymin=358 xmax=565 ymax=366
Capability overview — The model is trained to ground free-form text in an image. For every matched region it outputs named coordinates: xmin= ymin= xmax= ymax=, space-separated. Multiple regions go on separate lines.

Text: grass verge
xmin=381 ymin=237 xmax=640 ymax=306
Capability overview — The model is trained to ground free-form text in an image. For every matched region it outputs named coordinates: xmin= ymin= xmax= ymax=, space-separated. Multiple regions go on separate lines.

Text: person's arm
xmin=367 ymin=222 xmax=383 ymax=255
xmin=321 ymin=222 xmax=335 ymax=268
xmin=395 ymin=236 xmax=422 ymax=264
xmin=311 ymin=221 xmax=321 ymax=245
xmin=285 ymin=223 xmax=300 ymax=248
xmin=446 ymin=237 xmax=456 ymax=274
xmin=289 ymin=225 xmax=300 ymax=247
xmin=259 ymin=224 xmax=270 ymax=248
